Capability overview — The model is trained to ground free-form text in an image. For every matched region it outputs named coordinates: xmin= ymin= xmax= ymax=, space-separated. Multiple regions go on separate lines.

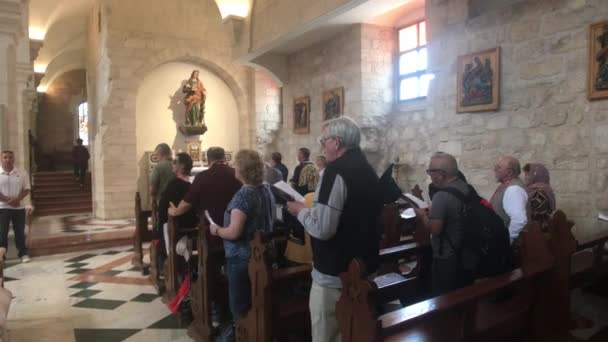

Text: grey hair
xmin=503 ymin=156 xmax=521 ymax=176
xmin=322 ymin=116 xmax=361 ymax=150
xmin=431 ymin=151 xmax=459 ymax=177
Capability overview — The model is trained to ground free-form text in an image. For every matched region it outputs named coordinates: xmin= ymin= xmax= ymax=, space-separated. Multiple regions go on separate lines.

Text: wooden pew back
xmin=337 ymin=218 xmax=574 ymax=342
xmin=236 ymin=230 xmax=312 ymax=342
xmin=188 ymin=221 xmax=227 ymax=342
xmin=132 ymin=192 xmax=156 ymax=271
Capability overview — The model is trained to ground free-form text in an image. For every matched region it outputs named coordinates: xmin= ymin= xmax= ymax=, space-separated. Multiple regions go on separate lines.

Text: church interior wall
xmin=269 ymin=25 xmax=364 ymax=173
xmin=381 ymin=0 xmax=608 ymax=237
xmin=261 ymin=0 xmax=608 ymax=237
xmin=36 ymin=69 xmax=86 ymax=162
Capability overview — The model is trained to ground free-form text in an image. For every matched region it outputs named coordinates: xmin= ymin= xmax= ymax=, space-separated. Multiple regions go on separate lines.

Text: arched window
xmin=78 ymin=102 xmax=89 ymax=145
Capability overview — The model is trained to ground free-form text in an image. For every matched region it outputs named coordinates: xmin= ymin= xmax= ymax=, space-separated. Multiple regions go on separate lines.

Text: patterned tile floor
xmin=30 ymin=214 xmax=136 ymax=240
xmin=4 ymin=245 xmax=192 ymax=342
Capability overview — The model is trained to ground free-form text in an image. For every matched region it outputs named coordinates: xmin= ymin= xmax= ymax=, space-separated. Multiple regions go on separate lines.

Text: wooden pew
xmin=337 ymin=214 xmax=576 ymax=342
xmin=163 ymin=216 xmax=198 ymax=300
xmin=570 ymin=219 xmax=608 ymax=289
xmin=0 ymin=247 xmax=11 ymax=340
xmin=188 ymin=222 xmax=228 ymax=342
xmin=236 ymin=230 xmax=312 ymax=342
xmin=132 ymin=192 xmax=157 ymax=274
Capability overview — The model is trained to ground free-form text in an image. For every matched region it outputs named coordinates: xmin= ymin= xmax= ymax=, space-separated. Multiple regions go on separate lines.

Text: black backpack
xmin=438 ymin=185 xmax=513 ymax=278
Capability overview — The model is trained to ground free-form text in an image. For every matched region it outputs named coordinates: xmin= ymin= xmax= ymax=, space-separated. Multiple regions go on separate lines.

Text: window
xmin=397 ymin=20 xmax=433 ymax=101
xmin=78 ymin=102 xmax=89 ymax=145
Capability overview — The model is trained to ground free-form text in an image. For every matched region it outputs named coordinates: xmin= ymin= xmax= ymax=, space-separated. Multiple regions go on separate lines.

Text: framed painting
xmin=322 ymin=87 xmax=344 ymax=121
xmin=588 ymin=21 xmax=608 ymax=100
xmin=456 ymin=47 xmax=500 ymax=113
xmin=293 ymin=96 xmax=310 ymax=134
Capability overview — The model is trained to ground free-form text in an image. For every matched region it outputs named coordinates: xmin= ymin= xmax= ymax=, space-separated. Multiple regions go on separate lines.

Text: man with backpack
xmin=415 ymin=152 xmax=474 ymax=295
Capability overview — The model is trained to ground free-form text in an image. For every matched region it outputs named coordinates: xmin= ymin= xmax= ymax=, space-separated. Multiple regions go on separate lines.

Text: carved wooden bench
xmin=236 ymin=230 xmax=312 ymax=342
xmin=337 ymin=213 xmax=577 ymax=342
xmin=132 ymin=192 xmax=157 ymax=274
xmin=188 ymin=222 xmax=228 ymax=342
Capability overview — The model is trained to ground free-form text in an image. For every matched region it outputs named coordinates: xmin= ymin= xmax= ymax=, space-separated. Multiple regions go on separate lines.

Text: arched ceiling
xmin=29 ymin=0 xmax=92 ymax=90
xmin=30 ymin=0 xmax=247 ymax=91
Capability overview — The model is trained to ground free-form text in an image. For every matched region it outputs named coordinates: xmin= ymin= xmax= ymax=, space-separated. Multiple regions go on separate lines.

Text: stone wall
xmin=87 ymin=0 xmax=254 ymax=219
xmin=37 ymin=69 xmax=86 ymax=157
xmin=261 ymin=0 xmax=608 ymax=238
xmin=269 ymin=25 xmax=364 ymax=172
xmin=381 ymin=0 xmax=608 ymax=237
xmin=254 ymin=69 xmax=281 ymax=156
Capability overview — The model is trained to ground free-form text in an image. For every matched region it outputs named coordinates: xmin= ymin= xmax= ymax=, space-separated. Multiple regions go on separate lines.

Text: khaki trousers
xmin=309 ymin=282 xmax=341 ymax=342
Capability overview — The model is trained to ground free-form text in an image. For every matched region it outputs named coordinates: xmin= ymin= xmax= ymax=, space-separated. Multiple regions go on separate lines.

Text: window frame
xmin=77 ymin=102 xmax=89 ymax=146
xmin=396 ymin=19 xmax=428 ymax=103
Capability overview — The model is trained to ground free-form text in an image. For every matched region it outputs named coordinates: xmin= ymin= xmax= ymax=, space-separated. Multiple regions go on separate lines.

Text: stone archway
xmin=91 ymin=45 xmax=253 ymax=219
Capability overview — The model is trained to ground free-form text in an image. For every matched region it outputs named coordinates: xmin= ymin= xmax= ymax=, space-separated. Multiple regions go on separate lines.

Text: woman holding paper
xmin=209 ymin=149 xmax=275 ymax=341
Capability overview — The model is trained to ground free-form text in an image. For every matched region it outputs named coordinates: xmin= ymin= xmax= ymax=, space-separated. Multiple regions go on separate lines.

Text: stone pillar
xmin=0 ymin=0 xmax=21 ymax=153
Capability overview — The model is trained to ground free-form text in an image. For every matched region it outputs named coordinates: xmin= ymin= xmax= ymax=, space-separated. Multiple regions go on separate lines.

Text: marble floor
xmin=30 ymin=214 xmax=136 ymax=240
xmin=4 ymin=244 xmax=192 ymax=342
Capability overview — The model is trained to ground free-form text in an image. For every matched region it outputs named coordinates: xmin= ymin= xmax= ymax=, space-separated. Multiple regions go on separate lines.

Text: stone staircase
xmin=32 ymin=171 xmax=92 ymax=216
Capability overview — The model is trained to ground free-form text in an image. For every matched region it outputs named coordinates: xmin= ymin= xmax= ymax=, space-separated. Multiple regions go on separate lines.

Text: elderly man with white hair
xmin=287 ymin=116 xmax=382 ymax=342
xmin=491 ymin=156 xmax=528 ymax=244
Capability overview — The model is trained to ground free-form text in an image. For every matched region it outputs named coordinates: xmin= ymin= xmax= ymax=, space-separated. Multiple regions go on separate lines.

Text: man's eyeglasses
xmin=319 ymin=136 xmax=337 ymax=146
xmin=426 ymin=169 xmax=445 ymax=175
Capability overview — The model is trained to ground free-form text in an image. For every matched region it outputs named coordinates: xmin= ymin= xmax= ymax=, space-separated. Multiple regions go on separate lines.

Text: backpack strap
xmin=435 ymin=186 xmax=468 ymax=256
xmin=436 ymin=187 xmax=468 ymax=203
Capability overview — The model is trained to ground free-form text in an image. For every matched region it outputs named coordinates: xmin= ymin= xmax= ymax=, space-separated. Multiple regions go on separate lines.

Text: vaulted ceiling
xmin=29 ymin=0 xmax=245 ymax=91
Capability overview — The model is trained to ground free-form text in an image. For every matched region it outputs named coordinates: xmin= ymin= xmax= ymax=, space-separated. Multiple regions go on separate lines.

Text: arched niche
xmin=135 ymin=61 xmax=240 ymax=162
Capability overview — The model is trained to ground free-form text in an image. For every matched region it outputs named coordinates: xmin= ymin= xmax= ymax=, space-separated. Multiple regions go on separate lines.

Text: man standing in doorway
xmin=0 ymin=150 xmax=31 ymax=262
xmin=72 ymin=138 xmax=89 ymax=188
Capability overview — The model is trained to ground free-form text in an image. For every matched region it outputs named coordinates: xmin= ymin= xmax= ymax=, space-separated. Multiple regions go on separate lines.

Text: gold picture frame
xmin=293 ymin=96 xmax=310 ymax=134
xmin=588 ymin=21 xmax=608 ymax=100
xmin=322 ymin=87 xmax=344 ymax=121
xmin=456 ymin=47 xmax=500 ymax=113
xmin=186 ymin=140 xmax=201 ymax=162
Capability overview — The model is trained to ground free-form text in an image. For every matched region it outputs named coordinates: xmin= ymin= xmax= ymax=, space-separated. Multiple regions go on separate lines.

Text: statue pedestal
xmin=179 ymin=124 xmax=207 ymax=136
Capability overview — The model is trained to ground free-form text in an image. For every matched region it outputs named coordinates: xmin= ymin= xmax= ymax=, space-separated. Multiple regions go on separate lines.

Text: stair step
xmin=33 ymin=191 xmax=91 ymax=199
xmin=35 ymin=206 xmax=92 ymax=216
xmin=34 ymin=178 xmax=91 ymax=187
xmin=33 ymin=184 xmax=91 ymax=191
xmin=36 ymin=197 xmax=92 ymax=206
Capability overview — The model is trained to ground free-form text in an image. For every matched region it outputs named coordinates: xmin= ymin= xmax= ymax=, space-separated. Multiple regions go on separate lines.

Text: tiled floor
xmin=4 ymin=245 xmax=192 ymax=342
xmin=30 ymin=214 xmax=136 ymax=239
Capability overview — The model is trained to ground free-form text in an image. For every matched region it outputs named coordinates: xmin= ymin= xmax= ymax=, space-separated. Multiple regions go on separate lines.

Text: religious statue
xmin=182 ymin=70 xmax=207 ymax=126
xmin=461 ymin=56 xmax=493 ymax=106
xmin=595 ymin=24 xmax=608 ymax=91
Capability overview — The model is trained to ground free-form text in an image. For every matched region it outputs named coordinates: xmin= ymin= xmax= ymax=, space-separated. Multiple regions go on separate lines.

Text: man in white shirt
xmin=0 ymin=150 xmax=31 ymax=262
xmin=490 ymin=156 xmax=528 ymax=244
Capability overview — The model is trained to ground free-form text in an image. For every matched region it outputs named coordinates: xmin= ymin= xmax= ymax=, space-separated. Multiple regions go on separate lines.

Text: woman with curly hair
xmin=210 ymin=149 xmax=275 ymax=341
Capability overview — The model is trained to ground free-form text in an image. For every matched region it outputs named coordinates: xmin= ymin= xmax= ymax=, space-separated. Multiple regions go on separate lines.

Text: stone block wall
xmin=268 ymin=25 xmax=364 ymax=172
xmin=37 ymin=69 xmax=86 ymax=157
xmin=381 ymin=0 xmax=608 ymax=237
xmin=254 ymin=69 xmax=281 ymax=156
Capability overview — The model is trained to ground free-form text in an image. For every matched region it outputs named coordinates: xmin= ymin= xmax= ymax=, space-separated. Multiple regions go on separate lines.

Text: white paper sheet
xmin=403 ymin=193 xmax=429 ymax=209
xmin=272 ymin=181 xmax=305 ymax=203
xmin=400 ymin=207 xmax=416 ymax=220
xmin=204 ymin=210 xmax=217 ymax=226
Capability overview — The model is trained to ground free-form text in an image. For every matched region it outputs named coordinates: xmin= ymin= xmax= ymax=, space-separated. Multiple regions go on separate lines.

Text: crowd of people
xmin=144 ymin=116 xmax=557 ymax=342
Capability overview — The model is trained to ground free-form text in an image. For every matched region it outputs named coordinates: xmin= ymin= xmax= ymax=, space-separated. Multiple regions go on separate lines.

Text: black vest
xmin=310 ymin=148 xmax=382 ymax=276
